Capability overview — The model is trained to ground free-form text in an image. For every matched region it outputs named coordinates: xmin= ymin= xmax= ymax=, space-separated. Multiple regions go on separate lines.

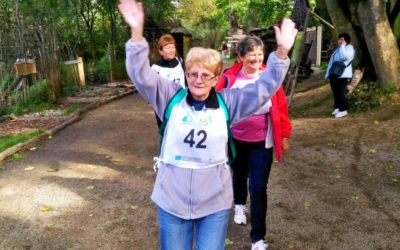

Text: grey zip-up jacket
xmin=125 ymin=38 xmax=290 ymax=220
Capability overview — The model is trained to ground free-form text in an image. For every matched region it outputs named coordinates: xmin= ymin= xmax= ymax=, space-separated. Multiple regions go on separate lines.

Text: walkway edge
xmin=0 ymin=89 xmax=137 ymax=163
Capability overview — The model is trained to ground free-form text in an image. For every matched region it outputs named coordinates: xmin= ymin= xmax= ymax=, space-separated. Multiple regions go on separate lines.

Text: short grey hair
xmin=237 ymin=36 xmax=264 ymax=57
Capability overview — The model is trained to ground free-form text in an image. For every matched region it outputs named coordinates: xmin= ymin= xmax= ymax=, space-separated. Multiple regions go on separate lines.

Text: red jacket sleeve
xmin=276 ymin=87 xmax=292 ymax=138
xmin=215 ymin=75 xmax=227 ymax=92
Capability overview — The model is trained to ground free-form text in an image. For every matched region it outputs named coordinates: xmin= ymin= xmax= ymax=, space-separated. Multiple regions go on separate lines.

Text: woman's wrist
xmin=131 ymin=28 xmax=143 ymax=43
xmin=275 ymin=47 xmax=289 ymax=59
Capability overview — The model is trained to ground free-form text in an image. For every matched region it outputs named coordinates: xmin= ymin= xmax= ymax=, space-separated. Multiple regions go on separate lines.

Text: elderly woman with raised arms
xmin=118 ymin=0 xmax=297 ymax=249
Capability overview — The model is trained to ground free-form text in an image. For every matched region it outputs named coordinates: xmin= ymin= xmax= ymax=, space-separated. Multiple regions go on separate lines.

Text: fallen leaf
xmin=130 ymin=205 xmax=139 ymax=210
xmin=373 ymin=120 xmax=380 ymax=125
xmin=120 ymin=216 xmax=128 ymax=221
xmin=304 ymin=202 xmax=311 ymax=209
xmin=25 ymin=166 xmax=35 ymax=171
xmin=9 ymin=113 xmax=18 ymax=121
xmin=87 ymin=165 xmax=97 ymax=169
xmin=369 ymin=148 xmax=377 ymax=154
xmin=225 ymin=238 xmax=234 ymax=245
xmin=86 ymin=185 xmax=95 ymax=190
xmin=335 ymin=174 xmax=341 ymax=179
xmin=46 ymin=168 xmax=59 ymax=172
xmin=379 ymin=205 xmax=385 ymax=209
xmin=41 ymin=206 xmax=54 ymax=212
xmin=48 ymin=135 xmax=52 ymax=139
xmin=392 ymin=178 xmax=399 ymax=183
xmin=29 ymin=147 xmax=37 ymax=151
xmin=112 ymin=159 xmax=123 ymax=164
xmin=351 ymin=196 xmax=359 ymax=200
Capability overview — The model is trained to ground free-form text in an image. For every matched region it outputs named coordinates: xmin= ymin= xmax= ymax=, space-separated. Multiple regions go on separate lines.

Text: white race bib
xmin=160 ymin=98 xmax=228 ymax=169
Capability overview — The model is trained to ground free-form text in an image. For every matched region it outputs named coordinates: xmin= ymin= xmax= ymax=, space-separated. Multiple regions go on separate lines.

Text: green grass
xmin=1 ymin=102 xmax=51 ymax=116
xmin=62 ymin=104 xmax=86 ymax=115
xmin=289 ymin=93 xmax=332 ymax=118
xmin=0 ymin=130 xmax=42 ymax=152
xmin=11 ymin=152 xmax=24 ymax=161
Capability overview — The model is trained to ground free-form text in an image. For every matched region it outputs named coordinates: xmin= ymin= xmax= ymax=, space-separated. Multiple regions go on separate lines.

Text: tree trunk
xmin=324 ymin=0 xmax=361 ymax=66
xmin=357 ymin=0 xmax=400 ymax=89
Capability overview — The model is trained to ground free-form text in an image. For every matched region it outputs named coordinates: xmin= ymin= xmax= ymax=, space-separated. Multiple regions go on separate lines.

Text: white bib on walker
xmin=159 ymin=98 xmax=228 ymax=169
xmin=151 ymin=59 xmax=185 ymax=88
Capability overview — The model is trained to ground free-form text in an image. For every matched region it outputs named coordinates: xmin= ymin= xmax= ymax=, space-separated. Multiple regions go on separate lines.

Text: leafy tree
xmin=247 ymin=0 xmax=294 ymax=27
xmin=321 ymin=0 xmax=400 ymax=89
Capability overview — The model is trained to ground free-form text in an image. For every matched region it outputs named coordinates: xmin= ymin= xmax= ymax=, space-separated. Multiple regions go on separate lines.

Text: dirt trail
xmin=1 ymin=92 xmax=399 ymax=250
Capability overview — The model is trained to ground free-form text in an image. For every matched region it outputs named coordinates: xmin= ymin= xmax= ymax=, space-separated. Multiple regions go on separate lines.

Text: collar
xmin=186 ymin=88 xmax=219 ymax=109
xmin=155 ymin=57 xmax=179 ymax=68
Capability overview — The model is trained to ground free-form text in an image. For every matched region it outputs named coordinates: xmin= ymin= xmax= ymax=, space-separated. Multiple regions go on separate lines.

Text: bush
xmin=349 ymin=82 xmax=398 ymax=113
xmin=112 ymin=60 xmax=128 ymax=81
xmin=0 ymin=73 xmax=14 ymax=93
xmin=89 ymin=54 xmax=127 ymax=84
xmin=29 ymin=79 xmax=51 ymax=104
xmin=93 ymin=55 xmax=110 ymax=84
xmin=60 ymin=63 xmax=80 ymax=86
xmin=62 ymin=84 xmax=81 ymax=97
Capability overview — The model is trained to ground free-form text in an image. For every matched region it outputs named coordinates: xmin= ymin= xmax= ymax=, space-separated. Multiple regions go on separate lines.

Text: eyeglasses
xmin=187 ymin=72 xmax=217 ymax=82
xmin=163 ymin=45 xmax=176 ymax=51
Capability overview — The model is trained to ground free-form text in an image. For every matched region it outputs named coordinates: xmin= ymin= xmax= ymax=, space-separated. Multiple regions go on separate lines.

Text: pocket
xmin=192 ymin=167 xmax=225 ymax=205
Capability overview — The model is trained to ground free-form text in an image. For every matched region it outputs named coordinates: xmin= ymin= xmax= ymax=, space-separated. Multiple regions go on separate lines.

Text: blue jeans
xmin=232 ymin=139 xmax=273 ymax=243
xmin=157 ymin=206 xmax=230 ymax=250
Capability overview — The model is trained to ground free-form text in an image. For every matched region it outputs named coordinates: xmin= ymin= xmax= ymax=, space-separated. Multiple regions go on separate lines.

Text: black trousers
xmin=329 ymin=77 xmax=351 ymax=111
xmin=232 ymin=139 xmax=273 ymax=243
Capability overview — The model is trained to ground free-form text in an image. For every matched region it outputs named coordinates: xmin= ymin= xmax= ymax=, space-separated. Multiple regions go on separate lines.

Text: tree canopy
xmin=0 ymin=0 xmax=398 ymax=96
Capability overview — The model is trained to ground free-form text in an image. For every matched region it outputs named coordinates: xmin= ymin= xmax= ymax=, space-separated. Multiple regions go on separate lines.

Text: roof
xmin=170 ymin=27 xmax=192 ymax=36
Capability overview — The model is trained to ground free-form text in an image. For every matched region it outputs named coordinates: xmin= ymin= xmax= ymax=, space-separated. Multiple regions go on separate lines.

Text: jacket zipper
xmin=189 ymin=168 xmax=193 ymax=219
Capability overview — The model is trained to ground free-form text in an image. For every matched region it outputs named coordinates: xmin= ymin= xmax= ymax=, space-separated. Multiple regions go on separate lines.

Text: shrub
xmin=94 ymin=55 xmax=110 ymax=84
xmin=62 ymin=84 xmax=81 ymax=97
xmin=60 ymin=63 xmax=80 ymax=86
xmin=349 ymin=82 xmax=398 ymax=113
xmin=0 ymin=73 xmax=14 ymax=93
xmin=29 ymin=79 xmax=51 ymax=104
xmin=112 ymin=60 xmax=128 ymax=81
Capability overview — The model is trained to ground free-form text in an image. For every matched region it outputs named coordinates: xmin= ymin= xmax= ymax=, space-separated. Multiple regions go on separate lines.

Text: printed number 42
xmin=183 ymin=129 xmax=207 ymax=148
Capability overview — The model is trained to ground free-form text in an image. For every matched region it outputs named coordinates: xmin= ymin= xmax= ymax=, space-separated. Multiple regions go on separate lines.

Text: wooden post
xmin=64 ymin=57 xmax=86 ymax=86
xmin=316 ymin=26 xmax=322 ymax=67
xmin=78 ymin=57 xmax=85 ymax=86
xmin=287 ymin=9 xmax=310 ymax=106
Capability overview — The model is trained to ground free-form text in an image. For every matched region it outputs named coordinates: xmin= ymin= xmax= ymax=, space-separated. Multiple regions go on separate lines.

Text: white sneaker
xmin=251 ymin=240 xmax=268 ymax=250
xmin=331 ymin=108 xmax=339 ymax=116
xmin=335 ymin=110 xmax=348 ymax=118
xmin=233 ymin=204 xmax=247 ymax=225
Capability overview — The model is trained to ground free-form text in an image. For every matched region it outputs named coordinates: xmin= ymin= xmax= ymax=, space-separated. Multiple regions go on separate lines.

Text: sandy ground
xmin=0 ymin=88 xmax=399 ymax=249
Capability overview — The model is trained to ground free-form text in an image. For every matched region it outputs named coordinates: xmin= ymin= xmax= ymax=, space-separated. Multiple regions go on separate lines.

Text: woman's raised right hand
xmin=118 ymin=0 xmax=144 ymax=42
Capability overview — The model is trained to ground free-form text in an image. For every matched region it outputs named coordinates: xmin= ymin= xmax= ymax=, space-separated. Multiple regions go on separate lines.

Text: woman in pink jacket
xmin=215 ymin=36 xmax=292 ymax=250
